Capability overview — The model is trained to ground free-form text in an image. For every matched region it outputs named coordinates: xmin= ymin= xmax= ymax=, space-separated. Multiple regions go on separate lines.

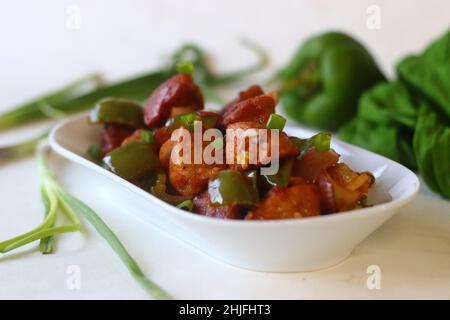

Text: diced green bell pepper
xmin=208 ymin=170 xmax=259 ymax=206
xmin=90 ymin=98 xmax=145 ymax=128
xmin=103 ymin=142 xmax=159 ymax=180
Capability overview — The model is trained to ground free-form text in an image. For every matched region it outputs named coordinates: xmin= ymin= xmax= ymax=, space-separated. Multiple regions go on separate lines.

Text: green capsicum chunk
xmin=103 ymin=141 xmax=159 ymax=181
xmin=260 ymin=158 xmax=295 ymax=188
xmin=208 ymin=170 xmax=259 ymax=206
xmin=150 ymin=171 xmax=192 ymax=205
xmin=90 ymin=98 xmax=145 ymax=128
xmin=277 ymin=32 xmax=385 ymax=130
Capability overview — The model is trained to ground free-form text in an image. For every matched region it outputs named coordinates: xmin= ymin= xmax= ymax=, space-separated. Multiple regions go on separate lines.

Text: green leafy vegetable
xmin=339 ymin=81 xmax=420 ymax=170
xmin=339 ymin=118 xmax=417 ymax=169
xmin=397 ymin=30 xmax=450 ymax=118
xmin=339 ymin=30 xmax=450 ymax=198
xmin=413 ymin=106 xmax=450 ymax=198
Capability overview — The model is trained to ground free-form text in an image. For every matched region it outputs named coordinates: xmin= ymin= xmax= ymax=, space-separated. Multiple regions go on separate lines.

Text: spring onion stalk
xmin=0 ymin=43 xmax=267 ymax=133
xmin=0 ymin=74 xmax=104 ymax=131
xmin=0 ymin=145 xmax=171 ymax=299
xmin=0 ymin=150 xmax=81 ymax=253
xmin=0 ymin=130 xmax=49 ymax=163
xmin=58 ymin=190 xmax=171 ymax=299
xmin=38 ymin=187 xmax=55 ymax=254
xmin=172 ymin=41 xmax=268 ymax=86
xmin=0 ymin=43 xmax=267 ymax=163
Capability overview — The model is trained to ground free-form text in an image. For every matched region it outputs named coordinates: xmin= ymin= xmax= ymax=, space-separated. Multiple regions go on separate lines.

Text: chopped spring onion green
xmin=210 ymin=137 xmax=224 ymax=150
xmin=266 ymin=113 xmax=286 ymax=130
xmin=176 ymin=60 xmax=195 ymax=75
xmin=179 ymin=113 xmax=198 ymax=131
xmin=140 ymin=130 xmax=154 ymax=144
xmin=313 ymin=132 xmax=331 ymax=152
xmin=176 ymin=199 xmax=194 ymax=211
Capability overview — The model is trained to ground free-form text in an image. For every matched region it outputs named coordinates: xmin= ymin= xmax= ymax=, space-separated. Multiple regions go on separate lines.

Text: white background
xmin=0 ymin=0 xmax=449 ymax=299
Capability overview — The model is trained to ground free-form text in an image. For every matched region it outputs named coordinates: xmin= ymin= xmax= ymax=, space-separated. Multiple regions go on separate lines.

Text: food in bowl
xmin=87 ymin=71 xmax=375 ymax=220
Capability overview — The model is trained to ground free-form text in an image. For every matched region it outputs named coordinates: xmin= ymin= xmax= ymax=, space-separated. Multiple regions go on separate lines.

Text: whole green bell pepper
xmin=278 ymin=32 xmax=385 ymax=130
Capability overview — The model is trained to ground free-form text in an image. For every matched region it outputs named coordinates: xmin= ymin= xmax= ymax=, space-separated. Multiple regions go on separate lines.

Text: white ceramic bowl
xmin=49 ymin=114 xmax=419 ymax=272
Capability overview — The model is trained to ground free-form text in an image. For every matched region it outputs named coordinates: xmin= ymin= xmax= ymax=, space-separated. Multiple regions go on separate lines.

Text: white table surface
xmin=0 ymin=0 xmax=449 ymax=299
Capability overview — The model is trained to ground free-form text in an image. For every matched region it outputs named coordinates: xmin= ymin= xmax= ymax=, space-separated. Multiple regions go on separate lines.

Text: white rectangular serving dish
xmin=49 ymin=114 xmax=419 ymax=272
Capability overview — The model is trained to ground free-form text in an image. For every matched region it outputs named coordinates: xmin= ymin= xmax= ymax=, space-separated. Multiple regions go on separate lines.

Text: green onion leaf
xmin=0 ymin=130 xmax=49 ymax=164
xmin=0 ymin=74 xmax=103 ymax=131
xmin=266 ymin=113 xmax=287 ymax=130
xmin=38 ymin=187 xmax=55 ymax=254
xmin=313 ymin=132 xmax=331 ymax=152
xmin=0 ymin=146 xmax=171 ymax=299
xmin=58 ymin=189 xmax=171 ymax=299
xmin=0 ymin=150 xmax=82 ymax=253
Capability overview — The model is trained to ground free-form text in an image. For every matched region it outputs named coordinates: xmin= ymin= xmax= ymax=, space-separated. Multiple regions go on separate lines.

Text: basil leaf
xmin=397 ymin=30 xmax=450 ymax=118
xmin=413 ymin=106 xmax=449 ymax=198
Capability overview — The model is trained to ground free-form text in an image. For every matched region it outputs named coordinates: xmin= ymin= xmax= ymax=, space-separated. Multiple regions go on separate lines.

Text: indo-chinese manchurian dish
xmin=88 ymin=71 xmax=375 ymax=221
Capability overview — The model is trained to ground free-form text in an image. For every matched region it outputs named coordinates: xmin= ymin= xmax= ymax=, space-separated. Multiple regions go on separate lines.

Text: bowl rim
xmin=49 ymin=113 xmax=420 ymax=228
